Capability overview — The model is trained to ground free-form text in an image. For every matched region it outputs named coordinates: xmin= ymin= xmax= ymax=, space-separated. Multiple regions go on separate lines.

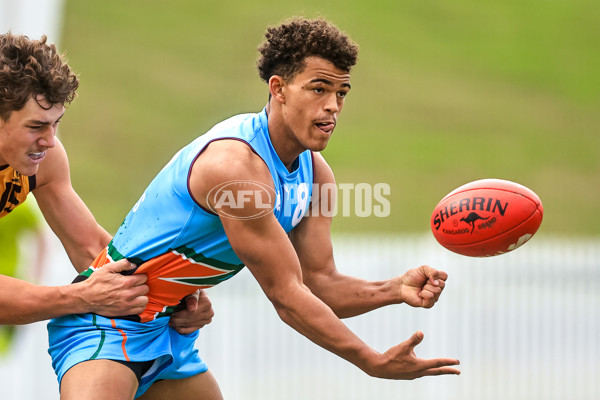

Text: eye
xmin=313 ymin=88 xmax=324 ymax=94
xmin=338 ymin=91 xmax=348 ymax=98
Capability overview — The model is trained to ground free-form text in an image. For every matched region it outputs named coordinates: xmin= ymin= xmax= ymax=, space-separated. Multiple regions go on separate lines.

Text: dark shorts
xmin=113 ymin=359 xmax=156 ymax=383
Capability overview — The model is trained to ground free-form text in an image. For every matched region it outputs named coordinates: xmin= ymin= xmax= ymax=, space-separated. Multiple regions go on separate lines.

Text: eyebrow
xmin=26 ymin=114 xmax=65 ymax=126
xmin=310 ymin=78 xmax=351 ymax=89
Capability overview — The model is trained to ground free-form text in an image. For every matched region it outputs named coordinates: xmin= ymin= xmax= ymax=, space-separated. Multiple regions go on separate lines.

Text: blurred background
xmin=0 ymin=0 xmax=598 ymax=399
xmin=32 ymin=0 xmax=600 ymax=235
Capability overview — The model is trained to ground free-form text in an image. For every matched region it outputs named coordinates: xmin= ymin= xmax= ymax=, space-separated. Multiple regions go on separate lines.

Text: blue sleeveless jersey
xmin=86 ymin=108 xmax=313 ymax=322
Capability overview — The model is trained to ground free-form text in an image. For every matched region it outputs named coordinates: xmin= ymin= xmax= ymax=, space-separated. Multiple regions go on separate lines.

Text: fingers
xmin=169 ymin=310 xmax=214 ymax=334
xmin=190 ymin=289 xmax=201 ymax=301
xmin=121 ymin=273 xmax=148 ymax=288
xmin=415 ymin=356 xmax=461 ymax=378
xmin=408 ymin=331 xmax=460 ymax=377
xmin=127 ymin=282 xmax=150 ymax=297
xmin=377 ymin=331 xmax=461 ymax=380
xmin=122 ymin=295 xmax=149 ymax=315
xmin=102 ymin=259 xmax=137 ymax=273
xmin=413 ymin=265 xmax=447 ymax=308
xmin=419 ymin=265 xmax=448 ymax=286
xmin=420 ymin=357 xmax=461 ymax=371
xmin=417 ymin=366 xmax=461 ymax=378
xmin=419 ymin=279 xmax=445 ymax=307
xmin=84 ymin=260 xmax=150 ymax=316
xmin=96 ymin=260 xmax=147 ymax=286
xmin=182 ymin=290 xmax=200 ymax=312
xmin=169 ymin=325 xmax=197 ymax=336
xmin=408 ymin=330 xmax=424 ymax=347
xmin=423 ymin=278 xmax=446 ymax=291
xmin=169 ymin=310 xmax=213 ymax=326
xmin=170 ymin=290 xmax=214 ymax=334
xmin=196 ymin=289 xmax=211 ymax=307
xmin=173 ymin=290 xmax=213 ymax=319
xmin=93 ymin=292 xmax=148 ymax=317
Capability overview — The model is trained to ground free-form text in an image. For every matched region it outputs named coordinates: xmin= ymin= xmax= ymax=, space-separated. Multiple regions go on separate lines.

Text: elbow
xmin=263 ymin=284 xmax=306 ymax=324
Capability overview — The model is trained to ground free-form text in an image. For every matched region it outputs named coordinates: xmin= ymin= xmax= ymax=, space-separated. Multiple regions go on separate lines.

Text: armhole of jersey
xmin=186 ymin=137 xmax=270 ymax=215
xmin=28 ymin=174 xmax=36 ymax=191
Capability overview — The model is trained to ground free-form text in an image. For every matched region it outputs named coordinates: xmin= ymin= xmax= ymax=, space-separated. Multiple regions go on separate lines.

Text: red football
xmin=431 ymin=179 xmax=543 ymax=257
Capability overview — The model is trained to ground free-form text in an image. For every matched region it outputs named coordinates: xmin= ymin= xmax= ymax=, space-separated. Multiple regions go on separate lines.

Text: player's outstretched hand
xmin=169 ymin=289 xmax=215 ymax=335
xmin=398 ymin=265 xmax=447 ymax=309
xmin=79 ymin=259 xmax=149 ymax=316
xmin=367 ymin=331 xmax=460 ymax=380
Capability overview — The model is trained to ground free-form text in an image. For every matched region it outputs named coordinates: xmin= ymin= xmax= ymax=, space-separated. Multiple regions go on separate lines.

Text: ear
xmin=268 ymin=75 xmax=286 ymax=104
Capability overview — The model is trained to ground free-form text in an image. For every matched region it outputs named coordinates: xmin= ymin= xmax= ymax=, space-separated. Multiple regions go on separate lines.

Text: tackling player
xmin=0 ymin=32 xmax=213 ymax=361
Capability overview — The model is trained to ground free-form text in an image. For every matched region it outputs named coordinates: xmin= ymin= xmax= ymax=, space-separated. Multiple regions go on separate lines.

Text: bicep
xmin=290 ymin=153 xmax=340 ymax=290
xmin=290 ymin=211 xmax=339 ymax=293
xmin=189 ymin=140 xmax=305 ymax=297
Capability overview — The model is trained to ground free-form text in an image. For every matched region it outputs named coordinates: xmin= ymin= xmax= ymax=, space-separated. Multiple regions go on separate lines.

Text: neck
xmin=265 ymin=102 xmax=303 ymax=171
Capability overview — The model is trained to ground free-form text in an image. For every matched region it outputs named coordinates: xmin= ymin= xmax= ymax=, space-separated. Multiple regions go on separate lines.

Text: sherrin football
xmin=431 ymin=179 xmax=543 ymax=257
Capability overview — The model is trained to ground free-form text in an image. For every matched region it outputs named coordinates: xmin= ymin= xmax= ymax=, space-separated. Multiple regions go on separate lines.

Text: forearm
xmin=0 ymin=274 xmax=85 ymax=324
xmin=61 ymin=225 xmax=111 ymax=273
xmin=271 ymin=283 xmax=379 ymax=373
xmin=306 ymin=271 xmax=401 ymax=319
xmin=33 ymin=170 xmax=111 ymax=273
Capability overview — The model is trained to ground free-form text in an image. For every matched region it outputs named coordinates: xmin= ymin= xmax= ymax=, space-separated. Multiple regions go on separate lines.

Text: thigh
xmin=60 ymin=359 xmax=139 ymax=400
xmin=138 ymin=370 xmax=223 ymax=400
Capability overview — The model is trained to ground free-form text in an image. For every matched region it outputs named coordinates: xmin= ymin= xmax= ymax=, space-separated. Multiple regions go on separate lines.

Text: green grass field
xmin=58 ymin=0 xmax=599 ymax=235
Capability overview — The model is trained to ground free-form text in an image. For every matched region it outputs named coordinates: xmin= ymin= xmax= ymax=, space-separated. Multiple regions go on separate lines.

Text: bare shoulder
xmin=189 ymin=139 xmax=273 ymax=210
xmin=312 ymin=152 xmax=335 ymax=186
xmin=196 ymin=139 xmax=263 ymax=169
xmin=309 ymin=153 xmax=336 ymax=212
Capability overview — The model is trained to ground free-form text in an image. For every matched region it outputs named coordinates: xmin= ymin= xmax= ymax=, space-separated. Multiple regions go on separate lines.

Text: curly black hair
xmin=257 ymin=17 xmax=359 ymax=83
xmin=0 ymin=32 xmax=79 ymax=120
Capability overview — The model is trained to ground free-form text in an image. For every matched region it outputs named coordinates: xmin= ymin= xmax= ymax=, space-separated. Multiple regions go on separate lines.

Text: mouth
xmin=314 ymin=121 xmax=336 ymax=135
xmin=28 ymin=151 xmax=46 ymax=163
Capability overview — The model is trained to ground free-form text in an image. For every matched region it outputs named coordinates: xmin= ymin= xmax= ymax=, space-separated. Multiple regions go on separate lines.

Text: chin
xmin=308 ymin=138 xmax=331 ymax=152
xmin=17 ymin=164 xmax=39 ymax=176
xmin=305 ymin=144 xmax=327 ymax=153
xmin=315 ymin=144 xmax=329 ymax=152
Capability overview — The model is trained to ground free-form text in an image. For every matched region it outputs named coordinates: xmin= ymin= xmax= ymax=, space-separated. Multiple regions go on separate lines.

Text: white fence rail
xmin=0 ymin=0 xmax=64 ymax=43
xmin=1 ymin=232 xmax=598 ymax=399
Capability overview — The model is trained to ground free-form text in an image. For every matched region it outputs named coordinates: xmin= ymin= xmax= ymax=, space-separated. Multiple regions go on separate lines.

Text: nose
xmin=38 ymin=125 xmax=57 ymax=148
xmin=323 ymin=93 xmax=340 ymax=114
